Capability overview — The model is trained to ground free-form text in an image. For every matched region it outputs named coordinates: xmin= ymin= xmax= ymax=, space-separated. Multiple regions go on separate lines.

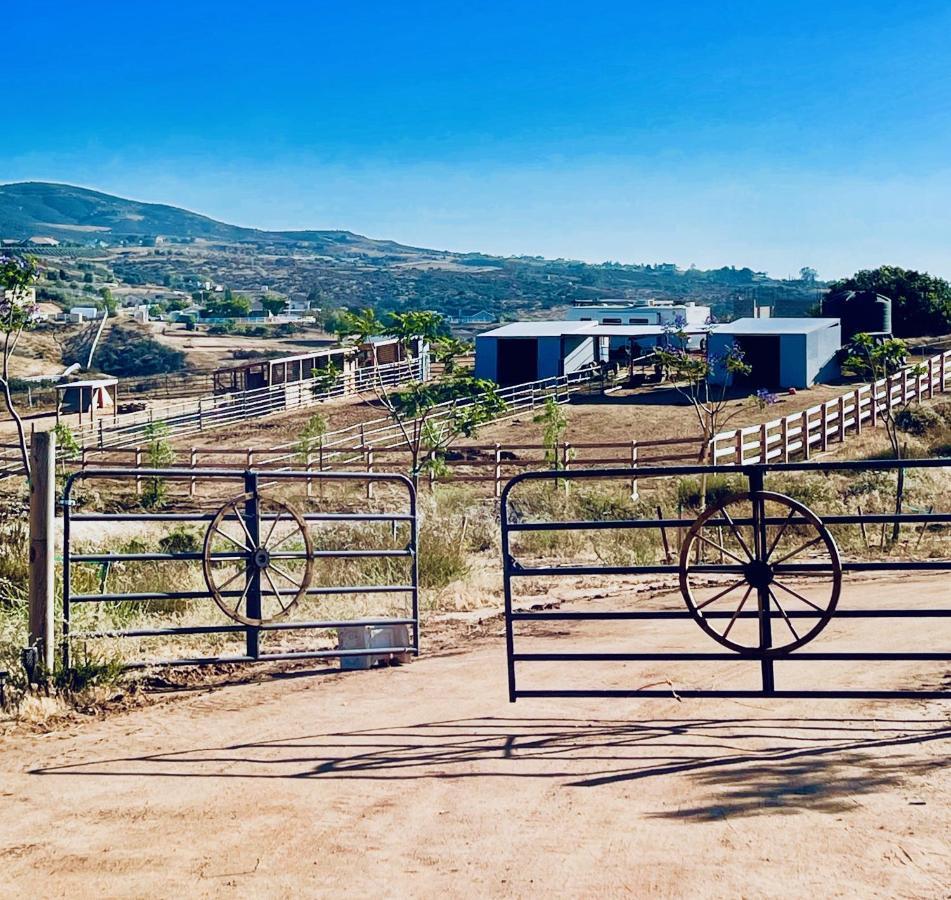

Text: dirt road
xmin=1 ymin=578 xmax=949 ymax=898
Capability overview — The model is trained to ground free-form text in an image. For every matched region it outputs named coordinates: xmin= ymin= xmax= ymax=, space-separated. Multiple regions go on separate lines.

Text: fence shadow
xmin=30 ymin=715 xmax=950 ymax=817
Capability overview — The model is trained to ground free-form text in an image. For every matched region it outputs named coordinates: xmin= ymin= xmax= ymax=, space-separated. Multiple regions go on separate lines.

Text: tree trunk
xmin=0 ymin=378 xmax=30 ymax=481
xmin=891 ymin=440 xmax=905 ymax=545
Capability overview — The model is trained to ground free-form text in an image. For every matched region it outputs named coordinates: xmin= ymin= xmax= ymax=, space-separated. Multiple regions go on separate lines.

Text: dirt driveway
xmin=1 ymin=577 xmax=949 ymax=898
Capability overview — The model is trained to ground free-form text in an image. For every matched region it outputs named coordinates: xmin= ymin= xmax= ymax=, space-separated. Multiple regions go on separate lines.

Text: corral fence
xmin=502 ymin=459 xmax=951 ymax=700
xmin=70 ymin=357 xmax=425 ymax=451
xmin=54 ymin=465 xmax=420 ymax=670
xmin=70 ymin=368 xmax=617 ymax=493
xmin=711 ymin=348 xmax=951 ymax=466
xmin=77 ymin=436 xmax=702 ymax=498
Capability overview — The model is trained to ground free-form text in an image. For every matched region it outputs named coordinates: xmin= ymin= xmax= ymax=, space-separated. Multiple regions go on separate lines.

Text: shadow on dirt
xmin=30 ymin=715 xmax=950 ymax=817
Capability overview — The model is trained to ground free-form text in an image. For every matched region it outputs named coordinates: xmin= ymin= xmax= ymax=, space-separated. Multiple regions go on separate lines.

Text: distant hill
xmin=0 ymin=181 xmax=429 ymax=255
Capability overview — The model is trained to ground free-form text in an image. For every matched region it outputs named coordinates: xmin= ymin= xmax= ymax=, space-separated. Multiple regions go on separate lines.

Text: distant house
xmin=28 ymin=235 xmax=60 ymax=246
xmin=446 ymin=309 xmax=497 ymax=325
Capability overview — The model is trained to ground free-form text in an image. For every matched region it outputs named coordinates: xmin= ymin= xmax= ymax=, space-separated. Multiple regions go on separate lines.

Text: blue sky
xmin=4 ymin=0 xmax=951 ymax=278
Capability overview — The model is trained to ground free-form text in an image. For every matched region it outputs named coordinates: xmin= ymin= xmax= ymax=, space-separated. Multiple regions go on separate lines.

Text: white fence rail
xmin=711 ymin=350 xmax=951 ymax=466
xmin=71 ymin=358 xmax=423 ymax=450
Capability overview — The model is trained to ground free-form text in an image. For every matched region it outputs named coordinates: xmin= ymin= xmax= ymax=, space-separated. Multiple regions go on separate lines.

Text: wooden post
xmin=854 ymin=389 xmax=863 ymax=435
xmin=494 ymin=443 xmax=502 ymax=498
xmin=941 ymin=354 xmax=948 ymax=392
xmin=735 ymin=429 xmax=743 ymax=466
xmin=134 ymin=446 xmax=142 ymax=496
xmin=780 ymin=416 xmax=789 ymax=463
xmin=29 ymin=431 xmax=56 ymax=673
xmin=198 ymin=397 xmax=204 ymax=431
xmin=820 ymin=405 xmax=829 ymax=452
xmin=928 ymin=358 xmax=935 ymax=400
xmin=630 ymin=441 xmax=638 ymax=500
xmin=837 ymin=395 xmax=846 ymax=442
xmin=759 ymin=422 xmax=768 ymax=464
xmin=871 ymin=383 xmax=879 ymax=427
xmin=365 ymin=445 xmax=374 ymax=499
xmin=306 ymin=450 xmax=313 ymax=498
xmin=801 ymin=410 xmax=810 ymax=460
xmin=189 ymin=447 xmax=197 ymax=497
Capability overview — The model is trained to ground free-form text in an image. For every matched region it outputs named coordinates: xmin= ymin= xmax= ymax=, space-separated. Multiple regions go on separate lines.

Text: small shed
xmin=707 ymin=318 xmax=841 ymax=389
xmin=474 ymin=321 xmax=600 ymax=386
xmin=56 ymin=378 xmax=119 ymax=425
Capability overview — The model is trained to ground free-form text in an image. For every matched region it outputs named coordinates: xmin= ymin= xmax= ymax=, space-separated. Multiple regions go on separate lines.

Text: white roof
xmin=56 ymin=378 xmax=118 ymax=390
xmin=479 ymin=320 xmax=708 ymax=339
xmin=711 ymin=317 xmax=839 ymax=336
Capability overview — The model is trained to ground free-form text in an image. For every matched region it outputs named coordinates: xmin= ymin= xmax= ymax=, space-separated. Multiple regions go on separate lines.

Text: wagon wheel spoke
xmin=270 ymin=561 xmax=305 ymax=589
xmin=771 ymin=578 xmax=826 ymax=614
xmin=232 ymin=576 xmax=252 ymax=616
xmin=695 ymin=578 xmax=747 ymax=611
xmin=214 ymin=525 xmax=251 ymax=554
xmin=694 ymin=533 xmax=747 ymax=566
xmin=261 ymin=506 xmax=284 ymax=552
xmin=229 ymin=504 xmax=257 ymax=551
xmin=213 ymin=567 xmax=246 ymax=594
xmin=770 ymin=534 xmax=824 ymax=567
xmin=262 ymin=568 xmax=292 ymax=614
xmin=721 ymin=584 xmax=754 ymax=640
xmin=719 ymin=507 xmax=754 ymax=562
xmin=268 ymin=527 xmax=304 ymax=553
xmin=765 ymin=508 xmax=798 ymax=560
xmin=768 ymin=588 xmax=800 ymax=640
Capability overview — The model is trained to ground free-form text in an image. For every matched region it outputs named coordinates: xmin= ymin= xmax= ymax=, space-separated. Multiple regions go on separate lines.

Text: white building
xmin=567 ymin=300 xmax=711 ymax=349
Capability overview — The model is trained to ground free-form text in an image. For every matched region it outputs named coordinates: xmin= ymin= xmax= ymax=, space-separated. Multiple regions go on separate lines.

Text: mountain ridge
xmin=0 ymin=181 xmax=432 ymax=255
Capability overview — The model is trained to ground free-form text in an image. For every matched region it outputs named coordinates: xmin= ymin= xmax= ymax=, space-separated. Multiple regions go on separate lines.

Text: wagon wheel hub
xmin=252 ymin=547 xmax=271 ymax=569
xmin=743 ymin=559 xmax=774 ymax=590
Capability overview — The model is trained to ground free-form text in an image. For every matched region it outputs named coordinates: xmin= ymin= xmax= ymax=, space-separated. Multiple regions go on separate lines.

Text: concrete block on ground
xmin=337 ymin=624 xmax=413 ymax=670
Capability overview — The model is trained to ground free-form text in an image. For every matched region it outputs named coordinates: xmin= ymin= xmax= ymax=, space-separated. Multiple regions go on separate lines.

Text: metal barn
xmin=706 ymin=318 xmax=841 ymax=389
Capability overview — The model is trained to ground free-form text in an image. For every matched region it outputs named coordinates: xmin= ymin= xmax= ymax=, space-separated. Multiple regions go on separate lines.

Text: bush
xmin=418 ymin=518 xmax=469 ymax=588
xmin=93 ymin=324 xmax=185 ymax=376
xmin=896 ymin=406 xmax=942 ymax=436
xmin=676 ymin=475 xmax=744 ymax=510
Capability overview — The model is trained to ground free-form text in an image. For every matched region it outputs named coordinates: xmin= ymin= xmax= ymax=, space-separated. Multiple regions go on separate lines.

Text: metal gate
xmin=63 ymin=467 xmax=418 ymax=668
xmin=502 ymin=459 xmax=951 ymax=700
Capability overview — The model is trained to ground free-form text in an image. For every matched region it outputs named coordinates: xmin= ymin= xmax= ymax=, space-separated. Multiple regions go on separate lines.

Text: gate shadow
xmin=30 ymin=715 xmax=950 ymax=817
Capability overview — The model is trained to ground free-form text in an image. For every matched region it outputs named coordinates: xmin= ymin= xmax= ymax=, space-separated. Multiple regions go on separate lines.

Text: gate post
xmin=243 ymin=471 xmax=261 ymax=659
xmin=29 ymin=431 xmax=56 ymax=673
xmin=747 ymin=465 xmax=774 ymax=694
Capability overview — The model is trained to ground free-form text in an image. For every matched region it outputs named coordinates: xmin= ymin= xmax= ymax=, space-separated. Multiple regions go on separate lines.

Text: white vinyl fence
xmin=711 ymin=349 xmax=951 ymax=465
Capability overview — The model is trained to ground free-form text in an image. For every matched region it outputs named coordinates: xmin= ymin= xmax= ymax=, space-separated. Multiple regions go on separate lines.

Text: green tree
xmin=533 ymin=397 xmax=568 ymax=469
xmin=310 ymin=361 xmax=341 ymax=394
xmin=98 ymin=287 xmax=118 ymax=317
xmin=377 ymin=374 xmax=506 ymax=485
xmin=260 ymin=294 xmax=287 ymax=316
xmin=52 ymin=422 xmax=80 ymax=483
xmin=295 ymin=413 xmax=327 ymax=465
xmin=844 ymin=333 xmax=925 ymax=542
xmin=431 ymin=336 xmax=470 ymax=375
xmin=141 ymin=421 xmax=174 ymax=508
xmin=0 ymin=255 xmax=39 ymax=477
xmin=203 ymin=294 xmax=252 ymax=318
xmin=828 ymin=266 xmax=951 ymax=337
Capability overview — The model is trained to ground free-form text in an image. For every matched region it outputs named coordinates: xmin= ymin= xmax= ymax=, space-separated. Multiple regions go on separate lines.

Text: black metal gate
xmin=63 ymin=467 xmax=418 ymax=668
xmin=501 ymin=459 xmax=951 ymax=700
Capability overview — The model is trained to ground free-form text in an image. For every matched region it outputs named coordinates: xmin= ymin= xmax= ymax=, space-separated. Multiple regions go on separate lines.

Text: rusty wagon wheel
xmin=679 ymin=491 xmax=841 ymax=655
xmin=203 ymin=492 xmax=314 ymax=627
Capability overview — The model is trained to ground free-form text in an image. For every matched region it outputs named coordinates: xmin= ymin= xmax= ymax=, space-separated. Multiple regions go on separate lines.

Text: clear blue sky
xmin=4 ymin=0 xmax=951 ymax=278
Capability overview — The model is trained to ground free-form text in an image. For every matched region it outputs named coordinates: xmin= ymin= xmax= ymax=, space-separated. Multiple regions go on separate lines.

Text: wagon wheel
xmin=679 ymin=491 xmax=841 ymax=655
xmin=203 ymin=492 xmax=314 ymax=627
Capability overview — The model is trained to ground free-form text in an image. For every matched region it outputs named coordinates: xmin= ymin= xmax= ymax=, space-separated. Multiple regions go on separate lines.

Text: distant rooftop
xmin=478 ymin=320 xmax=708 ymax=339
xmin=711 ymin=317 xmax=839 ymax=336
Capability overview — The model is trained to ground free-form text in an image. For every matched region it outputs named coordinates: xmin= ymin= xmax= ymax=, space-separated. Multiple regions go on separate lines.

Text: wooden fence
xmin=76 ymin=435 xmax=702 ymax=499
xmin=710 ymin=349 xmax=951 ymax=465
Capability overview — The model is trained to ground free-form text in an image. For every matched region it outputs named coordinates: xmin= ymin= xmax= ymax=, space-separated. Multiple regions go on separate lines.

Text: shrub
xmin=418 ymin=518 xmax=469 ymax=588
xmin=676 ymin=475 xmax=744 ymax=510
xmin=896 ymin=406 xmax=941 ymax=436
